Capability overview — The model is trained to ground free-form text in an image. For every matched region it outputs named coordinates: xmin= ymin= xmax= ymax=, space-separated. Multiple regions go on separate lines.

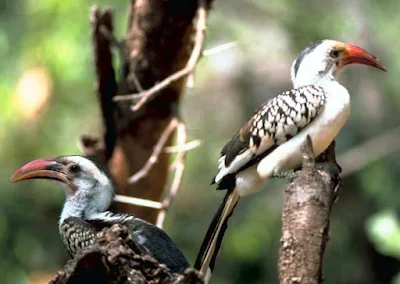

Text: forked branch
xmin=113 ymin=0 xmax=208 ymax=111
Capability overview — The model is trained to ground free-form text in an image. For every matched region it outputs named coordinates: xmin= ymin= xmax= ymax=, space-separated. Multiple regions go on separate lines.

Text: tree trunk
xmin=83 ymin=0 xmax=213 ymax=223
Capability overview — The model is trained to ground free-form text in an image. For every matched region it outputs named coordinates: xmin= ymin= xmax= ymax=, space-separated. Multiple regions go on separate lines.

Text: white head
xmin=291 ymin=39 xmax=386 ymax=88
xmin=10 ymin=155 xmax=114 ymax=225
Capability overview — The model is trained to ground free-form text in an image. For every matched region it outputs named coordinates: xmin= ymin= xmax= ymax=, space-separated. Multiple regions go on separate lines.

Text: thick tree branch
xmin=279 ymin=137 xmax=341 ymax=284
xmin=82 ymin=7 xmax=118 ymax=164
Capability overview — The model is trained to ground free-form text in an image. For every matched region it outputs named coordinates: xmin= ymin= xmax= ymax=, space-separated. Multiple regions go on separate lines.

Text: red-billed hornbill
xmin=194 ymin=39 xmax=386 ymax=279
xmin=10 ymin=155 xmax=190 ymax=274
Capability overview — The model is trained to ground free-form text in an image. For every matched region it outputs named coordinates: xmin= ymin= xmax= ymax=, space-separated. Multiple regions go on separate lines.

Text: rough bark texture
xmin=279 ymin=138 xmax=341 ymax=284
xmin=109 ymin=0 xmax=199 ymax=223
xmin=83 ymin=0 xmax=213 ymax=223
xmin=50 ymin=225 xmax=204 ymax=284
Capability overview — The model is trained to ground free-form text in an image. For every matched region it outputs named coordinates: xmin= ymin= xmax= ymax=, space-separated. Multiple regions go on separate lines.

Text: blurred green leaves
xmin=367 ymin=211 xmax=400 ymax=258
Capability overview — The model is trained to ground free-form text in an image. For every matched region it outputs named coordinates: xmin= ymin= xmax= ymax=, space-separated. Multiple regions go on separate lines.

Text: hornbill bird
xmin=194 ymin=39 xmax=386 ymax=280
xmin=10 ymin=155 xmax=190 ymax=274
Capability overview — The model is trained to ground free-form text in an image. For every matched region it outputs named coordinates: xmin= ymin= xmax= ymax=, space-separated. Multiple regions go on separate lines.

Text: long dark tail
xmin=194 ymin=189 xmax=240 ymax=279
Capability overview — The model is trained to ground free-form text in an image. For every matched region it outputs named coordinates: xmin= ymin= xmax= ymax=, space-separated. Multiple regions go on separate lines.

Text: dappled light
xmin=15 ymin=67 xmax=52 ymax=120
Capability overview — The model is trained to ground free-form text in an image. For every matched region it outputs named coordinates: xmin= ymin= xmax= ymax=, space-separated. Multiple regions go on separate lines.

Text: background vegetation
xmin=1 ymin=0 xmax=400 ymax=283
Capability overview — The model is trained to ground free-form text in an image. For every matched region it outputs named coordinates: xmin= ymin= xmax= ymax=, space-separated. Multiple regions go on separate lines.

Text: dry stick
xmin=202 ymin=41 xmax=237 ymax=56
xmin=164 ymin=139 xmax=201 ymax=153
xmin=113 ymin=122 xmax=199 ymax=220
xmin=112 ymin=0 xmax=208 ymax=112
xmin=128 ymin=118 xmax=179 ymax=184
xmin=114 ymin=194 xmax=163 ymax=209
xmin=338 ymin=125 xmax=400 ymax=177
xmin=156 ymin=121 xmax=187 ymax=228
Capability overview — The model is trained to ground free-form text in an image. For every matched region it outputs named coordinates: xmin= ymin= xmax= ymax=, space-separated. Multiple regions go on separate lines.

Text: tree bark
xmin=83 ymin=0 xmax=213 ymax=223
xmin=279 ymin=138 xmax=342 ymax=284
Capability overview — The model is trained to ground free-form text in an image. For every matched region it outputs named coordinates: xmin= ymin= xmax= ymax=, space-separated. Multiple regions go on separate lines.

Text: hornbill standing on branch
xmin=10 ymin=155 xmax=190 ymax=274
xmin=194 ymin=39 xmax=386 ymax=280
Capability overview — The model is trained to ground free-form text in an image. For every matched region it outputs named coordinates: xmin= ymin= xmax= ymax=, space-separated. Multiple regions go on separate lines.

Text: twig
xmin=338 ymin=125 xmax=400 ymax=177
xmin=128 ymin=71 xmax=144 ymax=93
xmin=202 ymin=41 xmax=237 ymax=56
xmin=113 ymin=0 xmax=208 ymax=112
xmin=114 ymin=194 xmax=163 ymax=209
xmin=156 ymin=121 xmax=187 ymax=228
xmin=114 ymin=119 xmax=195 ymax=228
xmin=164 ymin=139 xmax=201 ymax=153
xmin=128 ymin=118 xmax=179 ymax=184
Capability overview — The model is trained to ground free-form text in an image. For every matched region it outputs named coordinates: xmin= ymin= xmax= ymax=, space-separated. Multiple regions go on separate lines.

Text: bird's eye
xmin=69 ymin=164 xmax=81 ymax=174
xmin=330 ymin=49 xmax=340 ymax=58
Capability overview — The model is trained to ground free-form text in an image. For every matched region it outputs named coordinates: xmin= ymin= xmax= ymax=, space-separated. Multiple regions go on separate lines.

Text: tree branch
xmin=82 ymin=7 xmax=118 ymax=164
xmin=156 ymin=121 xmax=188 ymax=228
xmin=128 ymin=118 xmax=179 ymax=184
xmin=279 ymin=137 xmax=341 ymax=284
xmin=338 ymin=125 xmax=400 ymax=177
xmin=113 ymin=0 xmax=208 ymax=112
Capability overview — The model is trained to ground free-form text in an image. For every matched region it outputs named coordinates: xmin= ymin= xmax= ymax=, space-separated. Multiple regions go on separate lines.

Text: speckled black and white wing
xmin=59 ymin=214 xmax=134 ymax=257
xmin=59 ymin=217 xmax=98 ymax=257
xmin=214 ymin=85 xmax=326 ymax=188
xmin=60 ymin=213 xmax=190 ymax=274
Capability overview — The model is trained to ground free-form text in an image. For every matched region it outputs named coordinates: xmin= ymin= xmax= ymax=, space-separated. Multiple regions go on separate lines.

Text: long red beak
xmin=10 ymin=158 xmax=68 ymax=184
xmin=341 ymin=44 xmax=387 ymax=72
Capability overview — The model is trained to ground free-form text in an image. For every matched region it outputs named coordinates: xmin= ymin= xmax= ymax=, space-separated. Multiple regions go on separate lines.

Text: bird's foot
xmin=272 ymin=171 xmax=297 ymax=180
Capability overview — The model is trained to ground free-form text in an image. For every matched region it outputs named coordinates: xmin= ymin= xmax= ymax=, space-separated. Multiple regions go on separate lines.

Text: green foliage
xmin=367 ymin=211 xmax=400 ymax=258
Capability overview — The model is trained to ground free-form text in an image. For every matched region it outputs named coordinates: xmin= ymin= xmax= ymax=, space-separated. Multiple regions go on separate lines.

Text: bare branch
xmin=338 ymin=125 xmax=400 ymax=177
xmin=114 ymin=194 xmax=163 ymax=210
xmin=86 ymin=7 xmax=117 ymax=163
xmin=113 ymin=0 xmax=208 ymax=112
xmin=164 ymin=139 xmax=201 ymax=153
xmin=156 ymin=121 xmax=187 ymax=228
xmin=203 ymin=41 xmax=237 ymax=56
xmin=128 ymin=118 xmax=179 ymax=184
xmin=114 ymin=119 xmax=194 ymax=229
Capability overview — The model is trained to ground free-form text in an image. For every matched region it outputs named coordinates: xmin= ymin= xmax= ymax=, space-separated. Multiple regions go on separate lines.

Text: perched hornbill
xmin=194 ymin=39 xmax=386 ymax=280
xmin=10 ymin=155 xmax=190 ymax=274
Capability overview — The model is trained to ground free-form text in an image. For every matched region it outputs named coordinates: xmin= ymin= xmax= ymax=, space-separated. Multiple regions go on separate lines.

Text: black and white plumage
xmin=10 ymin=155 xmax=190 ymax=274
xmin=215 ymin=85 xmax=326 ymax=190
xmin=195 ymin=39 xmax=386 ymax=280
